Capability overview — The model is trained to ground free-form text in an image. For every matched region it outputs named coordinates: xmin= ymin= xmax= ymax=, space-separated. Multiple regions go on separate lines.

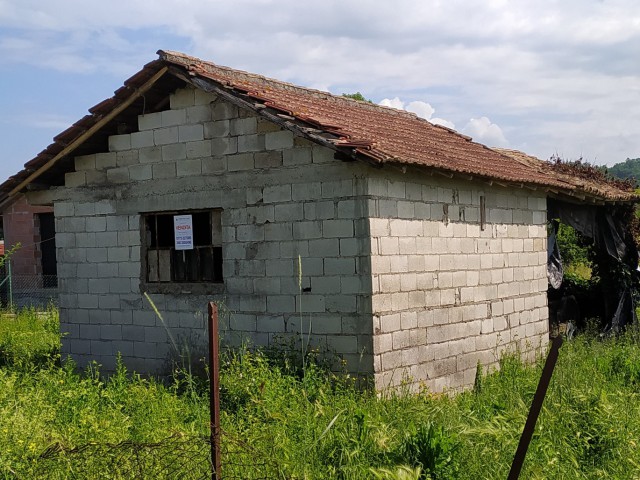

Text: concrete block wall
xmin=56 ymin=85 xmax=374 ymax=374
xmin=368 ymin=171 xmax=549 ymax=393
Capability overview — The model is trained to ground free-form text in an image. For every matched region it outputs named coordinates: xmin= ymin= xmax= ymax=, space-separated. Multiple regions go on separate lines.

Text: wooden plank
xmin=200 ymin=247 xmax=214 ymax=281
xmin=159 ymin=250 xmax=171 ymax=282
xmin=211 ymin=210 xmax=222 ymax=246
xmin=147 ymin=250 xmax=159 ymax=282
xmin=187 ymin=249 xmax=199 ymax=281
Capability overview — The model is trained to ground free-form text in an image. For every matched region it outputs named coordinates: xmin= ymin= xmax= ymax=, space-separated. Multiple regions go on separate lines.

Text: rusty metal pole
xmin=507 ymin=335 xmax=563 ymax=480
xmin=208 ymin=302 xmax=222 ymax=479
xmin=7 ymin=259 xmax=13 ymax=311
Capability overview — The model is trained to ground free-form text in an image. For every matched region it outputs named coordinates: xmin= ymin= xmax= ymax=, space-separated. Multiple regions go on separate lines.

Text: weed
xmin=393 ymin=423 xmax=458 ymax=479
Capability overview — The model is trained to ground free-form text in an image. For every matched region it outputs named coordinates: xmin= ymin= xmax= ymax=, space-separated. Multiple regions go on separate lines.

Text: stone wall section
xmin=368 ymin=171 xmax=549 ymax=392
xmin=54 ymin=85 xmax=374 ymax=374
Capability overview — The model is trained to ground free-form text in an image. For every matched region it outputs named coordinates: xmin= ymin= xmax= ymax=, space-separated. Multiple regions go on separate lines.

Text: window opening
xmin=145 ymin=210 xmax=223 ymax=283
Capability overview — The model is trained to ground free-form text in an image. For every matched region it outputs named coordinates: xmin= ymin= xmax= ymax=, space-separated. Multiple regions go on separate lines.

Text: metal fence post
xmin=208 ymin=302 xmax=222 ymax=479
xmin=7 ymin=259 xmax=13 ymax=311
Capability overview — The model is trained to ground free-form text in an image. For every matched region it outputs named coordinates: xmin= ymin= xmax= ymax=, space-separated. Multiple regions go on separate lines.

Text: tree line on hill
xmin=607 ymin=158 xmax=640 ymax=183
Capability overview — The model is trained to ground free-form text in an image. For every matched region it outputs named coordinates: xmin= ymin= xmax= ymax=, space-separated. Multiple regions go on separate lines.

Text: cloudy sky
xmin=1 ymin=0 xmax=639 ymax=182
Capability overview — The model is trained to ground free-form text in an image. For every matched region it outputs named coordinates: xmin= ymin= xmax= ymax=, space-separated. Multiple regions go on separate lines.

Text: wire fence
xmin=32 ymin=430 xmax=280 ymax=479
xmin=0 ymin=270 xmax=58 ymax=310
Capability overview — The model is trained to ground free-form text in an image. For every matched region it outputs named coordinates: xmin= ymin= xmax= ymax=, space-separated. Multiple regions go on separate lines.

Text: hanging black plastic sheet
xmin=603 ymin=288 xmax=638 ymax=333
xmin=547 ymin=199 xmax=628 ymax=262
xmin=547 ymin=221 xmax=563 ymax=290
xmin=547 ymin=199 xmax=637 ymax=330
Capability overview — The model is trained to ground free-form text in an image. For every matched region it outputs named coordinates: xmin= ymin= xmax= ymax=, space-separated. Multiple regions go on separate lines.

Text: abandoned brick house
xmin=0 ymin=194 xmax=57 ymax=307
xmin=0 ymin=51 xmax=636 ymax=392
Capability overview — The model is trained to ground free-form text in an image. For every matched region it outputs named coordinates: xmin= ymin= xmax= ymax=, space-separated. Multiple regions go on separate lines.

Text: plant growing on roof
xmin=342 ymin=92 xmax=373 ymax=103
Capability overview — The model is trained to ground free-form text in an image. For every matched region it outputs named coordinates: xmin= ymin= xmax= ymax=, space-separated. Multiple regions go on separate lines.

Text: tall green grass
xmin=0 ymin=309 xmax=209 ymax=478
xmin=0 ymin=306 xmax=60 ymax=367
xmin=217 ymin=335 xmax=640 ymax=479
xmin=2 ymin=308 xmax=640 ymax=478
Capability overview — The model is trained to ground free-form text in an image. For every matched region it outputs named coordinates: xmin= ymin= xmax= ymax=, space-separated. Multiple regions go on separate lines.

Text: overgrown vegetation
xmin=3 ymin=309 xmax=640 ymax=478
xmin=549 ymin=154 xmax=636 ymax=192
xmin=556 ymin=222 xmax=593 ymax=281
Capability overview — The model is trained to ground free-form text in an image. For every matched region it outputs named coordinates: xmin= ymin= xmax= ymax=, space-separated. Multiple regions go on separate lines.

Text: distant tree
xmin=608 ymin=157 xmax=640 ymax=183
xmin=342 ymin=92 xmax=373 ymax=103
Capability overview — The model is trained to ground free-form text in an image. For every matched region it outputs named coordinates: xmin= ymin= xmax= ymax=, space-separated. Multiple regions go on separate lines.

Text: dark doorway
xmin=38 ymin=212 xmax=57 ymax=288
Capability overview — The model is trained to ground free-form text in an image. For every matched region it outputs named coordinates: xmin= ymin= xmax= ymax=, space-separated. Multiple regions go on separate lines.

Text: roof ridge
xmin=157 ymin=49 xmax=442 ymax=125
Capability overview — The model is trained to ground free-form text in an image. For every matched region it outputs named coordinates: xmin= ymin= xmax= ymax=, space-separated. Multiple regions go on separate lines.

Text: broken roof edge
xmin=495 ymin=148 xmax=639 ymax=204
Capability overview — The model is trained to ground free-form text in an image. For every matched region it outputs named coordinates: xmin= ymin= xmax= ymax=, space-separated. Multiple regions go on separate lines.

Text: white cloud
xmin=430 ymin=118 xmax=456 ymax=130
xmin=379 ymin=97 xmax=405 ymax=110
xmin=378 ymin=97 xmax=457 ymax=130
xmin=462 ymin=117 xmax=508 ymax=147
xmin=1 ymin=0 xmax=640 ymax=167
xmin=405 ymin=101 xmax=435 ymax=120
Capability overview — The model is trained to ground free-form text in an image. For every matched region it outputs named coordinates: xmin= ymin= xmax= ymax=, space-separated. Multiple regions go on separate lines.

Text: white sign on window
xmin=174 ymin=214 xmax=194 ymax=250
